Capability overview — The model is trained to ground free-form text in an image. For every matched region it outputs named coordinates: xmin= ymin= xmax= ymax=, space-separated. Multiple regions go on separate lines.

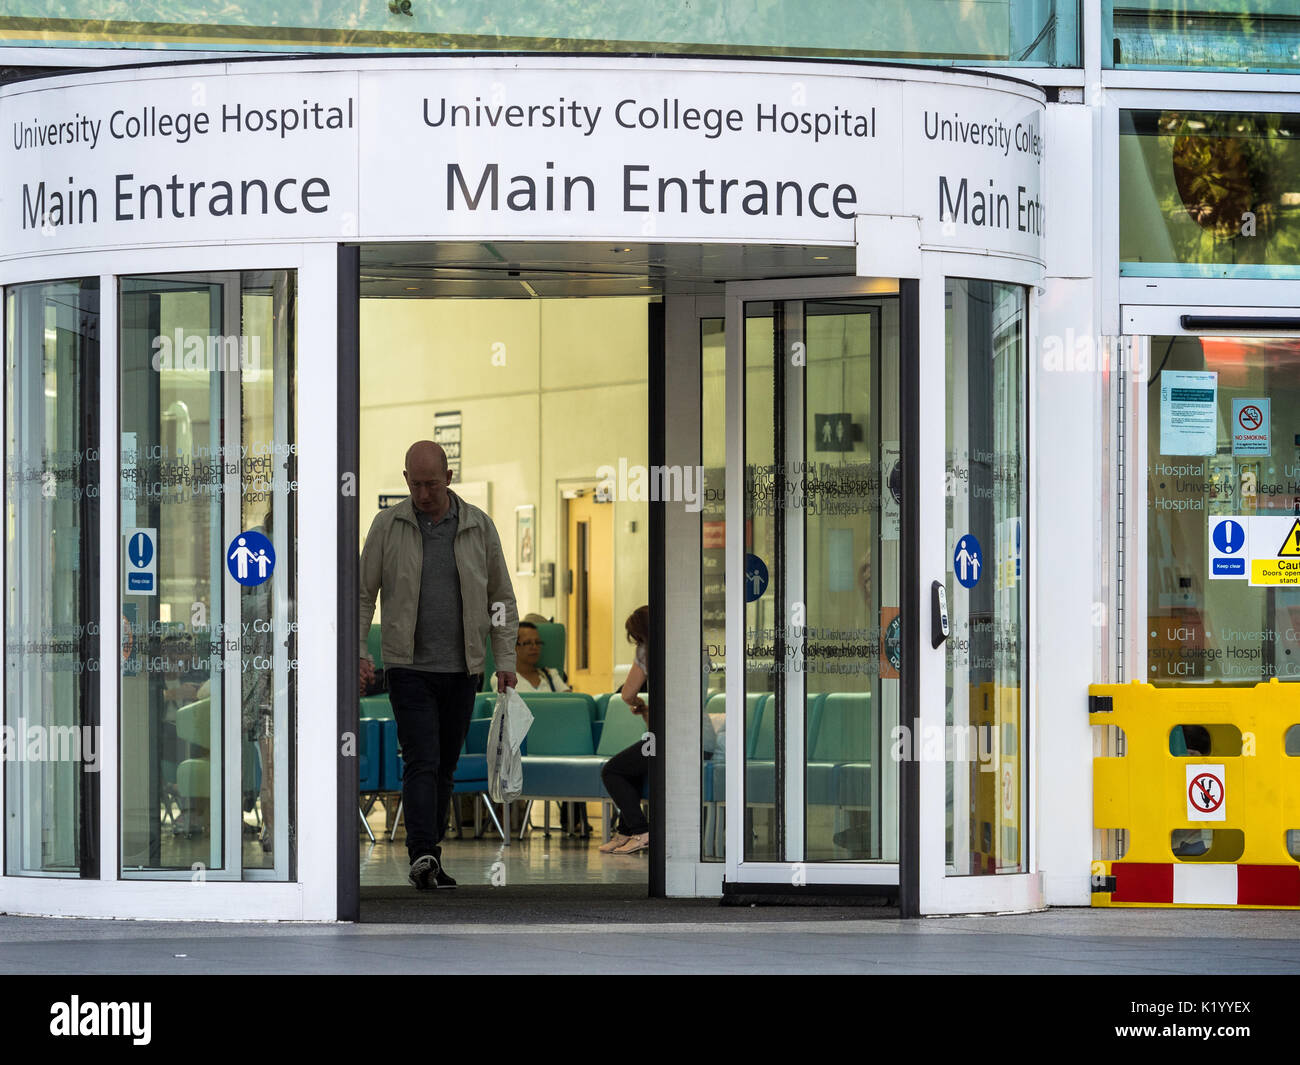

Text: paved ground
xmin=3 ymin=890 xmax=1299 ymax=974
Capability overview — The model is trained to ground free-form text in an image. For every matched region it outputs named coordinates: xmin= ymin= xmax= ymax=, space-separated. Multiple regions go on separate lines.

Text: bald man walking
xmin=360 ymin=441 xmax=518 ymax=889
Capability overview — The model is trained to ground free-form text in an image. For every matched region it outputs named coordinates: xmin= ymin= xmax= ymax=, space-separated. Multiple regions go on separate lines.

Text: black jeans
xmin=601 ymin=741 xmax=649 ymax=835
xmin=386 ymin=669 xmax=479 ymax=862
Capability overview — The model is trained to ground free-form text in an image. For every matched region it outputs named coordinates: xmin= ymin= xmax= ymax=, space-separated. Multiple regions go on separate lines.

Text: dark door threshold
xmin=720 ymin=881 xmax=898 ymax=907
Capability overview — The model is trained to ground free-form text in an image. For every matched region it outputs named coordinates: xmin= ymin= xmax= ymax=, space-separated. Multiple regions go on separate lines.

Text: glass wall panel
xmin=701 ymin=317 xmax=725 ymax=862
xmin=1 ymin=1 xmax=1079 ymax=66
xmin=4 ymin=279 xmax=100 ymax=877
xmin=802 ymin=299 xmax=900 ymax=863
xmin=1145 ymin=335 xmax=1300 ymax=685
xmin=743 ymin=304 xmax=780 ymax=862
xmin=1121 ymin=110 xmax=1300 ymax=280
xmin=945 ymin=279 xmax=1027 ymax=876
xmin=119 ymin=270 xmax=296 ymax=880
xmin=1107 ymin=2 xmax=1300 ymax=71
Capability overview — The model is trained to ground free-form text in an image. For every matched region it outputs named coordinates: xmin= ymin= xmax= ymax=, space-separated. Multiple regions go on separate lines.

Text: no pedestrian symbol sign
xmin=1186 ymin=764 xmax=1226 ymax=822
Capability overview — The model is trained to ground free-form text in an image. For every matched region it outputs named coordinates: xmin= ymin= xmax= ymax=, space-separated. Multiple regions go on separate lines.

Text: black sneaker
xmin=432 ymin=845 xmax=456 ymax=889
xmin=408 ymin=853 xmax=439 ymax=890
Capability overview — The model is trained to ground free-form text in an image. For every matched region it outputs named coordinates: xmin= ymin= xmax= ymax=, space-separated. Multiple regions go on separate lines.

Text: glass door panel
xmin=731 ymin=281 xmax=900 ymax=875
xmin=944 ymin=279 xmax=1027 ymax=876
xmin=119 ymin=271 xmax=296 ymax=881
xmin=802 ymin=298 xmax=900 ymax=863
xmin=4 ymin=279 xmax=100 ymax=878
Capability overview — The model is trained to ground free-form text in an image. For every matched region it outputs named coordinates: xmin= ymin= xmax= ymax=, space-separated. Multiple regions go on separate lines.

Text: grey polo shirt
xmin=408 ymin=496 xmax=468 ymax=673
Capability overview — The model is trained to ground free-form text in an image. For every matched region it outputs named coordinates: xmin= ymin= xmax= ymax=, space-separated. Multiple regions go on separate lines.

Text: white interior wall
xmin=359 ymin=296 xmax=650 ymax=676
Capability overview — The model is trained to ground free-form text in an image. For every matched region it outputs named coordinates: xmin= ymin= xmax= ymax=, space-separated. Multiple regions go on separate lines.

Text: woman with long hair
xmin=599 ymin=606 xmax=652 ymax=854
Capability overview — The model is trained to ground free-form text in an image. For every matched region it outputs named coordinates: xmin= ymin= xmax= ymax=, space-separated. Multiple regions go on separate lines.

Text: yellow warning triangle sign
xmin=1279 ymin=518 xmax=1300 ymax=557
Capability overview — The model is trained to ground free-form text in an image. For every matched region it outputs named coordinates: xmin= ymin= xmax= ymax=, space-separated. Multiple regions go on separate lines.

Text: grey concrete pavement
xmin=2 ymin=902 xmax=1298 ymax=974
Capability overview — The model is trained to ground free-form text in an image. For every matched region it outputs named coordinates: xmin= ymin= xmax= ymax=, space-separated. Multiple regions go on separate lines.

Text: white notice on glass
xmin=881 ymin=442 xmax=900 ymax=541
xmin=1159 ymin=371 xmax=1218 ymax=456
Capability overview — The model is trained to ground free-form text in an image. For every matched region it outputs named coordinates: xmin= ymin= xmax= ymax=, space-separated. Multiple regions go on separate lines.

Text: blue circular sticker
xmin=953 ymin=534 xmax=983 ymax=589
xmin=227 ymin=530 xmax=275 ymax=586
xmin=126 ymin=530 xmax=153 ymax=569
xmin=743 ymin=553 xmax=769 ymax=603
xmin=1211 ymin=518 xmax=1245 ymax=555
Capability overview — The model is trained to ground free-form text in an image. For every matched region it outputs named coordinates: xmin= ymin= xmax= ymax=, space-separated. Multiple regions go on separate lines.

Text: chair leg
xmin=544 ymin=800 xmax=552 ymax=838
xmin=518 ymin=799 xmax=534 ymax=840
xmin=358 ymin=805 xmax=375 ymax=844
xmin=479 ymin=794 xmax=505 ymax=840
xmin=389 ymin=798 xmax=404 ymax=842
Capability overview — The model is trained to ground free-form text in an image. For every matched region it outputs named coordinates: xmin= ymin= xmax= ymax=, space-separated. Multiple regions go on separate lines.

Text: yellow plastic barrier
xmin=1090 ymin=679 xmax=1300 ymax=908
xmin=971 ymin=682 xmax=1022 ymax=874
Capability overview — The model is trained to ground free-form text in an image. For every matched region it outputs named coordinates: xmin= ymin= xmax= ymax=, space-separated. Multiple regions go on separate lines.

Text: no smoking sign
xmin=1186 ymin=763 xmax=1226 ymax=822
xmin=1231 ymin=398 xmax=1269 ymax=456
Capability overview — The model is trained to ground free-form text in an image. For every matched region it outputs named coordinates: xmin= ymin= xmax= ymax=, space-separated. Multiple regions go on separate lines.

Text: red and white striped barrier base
xmin=1109 ymin=863 xmax=1300 ymax=907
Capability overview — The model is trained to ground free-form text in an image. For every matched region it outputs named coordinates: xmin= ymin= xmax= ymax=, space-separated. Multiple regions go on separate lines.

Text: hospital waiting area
xmin=354 ymin=269 xmax=661 ymax=891
xmin=350 ymin=243 xmax=895 ymax=896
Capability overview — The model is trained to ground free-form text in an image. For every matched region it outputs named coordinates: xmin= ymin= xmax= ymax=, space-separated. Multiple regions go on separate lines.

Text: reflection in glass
xmin=1107 ymin=2 xmax=1300 ymax=71
xmin=4 ymin=280 xmax=100 ymax=877
xmin=1120 ymin=110 xmax=1300 ymax=279
xmin=0 ymin=2 xmax=1079 ymax=66
xmin=119 ymin=271 xmax=295 ymax=880
xmin=945 ymin=279 xmax=1027 ymax=876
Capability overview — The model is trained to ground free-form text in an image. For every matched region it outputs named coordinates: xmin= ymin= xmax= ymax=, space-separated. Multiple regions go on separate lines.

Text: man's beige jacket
xmin=359 ymin=492 xmax=518 ymax=675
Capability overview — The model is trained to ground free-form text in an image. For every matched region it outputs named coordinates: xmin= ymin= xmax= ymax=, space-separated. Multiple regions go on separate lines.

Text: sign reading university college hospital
xmin=0 ymin=59 xmax=1044 ymax=260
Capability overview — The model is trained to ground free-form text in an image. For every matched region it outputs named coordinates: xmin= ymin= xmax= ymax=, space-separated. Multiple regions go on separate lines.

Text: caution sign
xmin=1186 ymin=763 xmax=1226 ymax=822
xmin=1252 ymin=558 xmax=1300 ymax=585
xmin=1244 ymin=515 xmax=1300 ymax=585
xmin=1277 ymin=517 xmax=1300 ymax=557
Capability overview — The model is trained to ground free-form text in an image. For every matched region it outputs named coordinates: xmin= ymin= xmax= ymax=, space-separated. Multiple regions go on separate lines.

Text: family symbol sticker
xmin=1186 ymin=764 xmax=1226 ymax=822
xmin=953 ymin=534 xmax=982 ymax=589
xmin=227 ymin=530 xmax=275 ymax=586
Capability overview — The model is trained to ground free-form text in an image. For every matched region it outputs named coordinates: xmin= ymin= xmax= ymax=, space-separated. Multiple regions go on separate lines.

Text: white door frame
xmin=723 ymin=275 xmax=902 ymax=890
xmin=720 ymin=254 xmax=1046 ymax=913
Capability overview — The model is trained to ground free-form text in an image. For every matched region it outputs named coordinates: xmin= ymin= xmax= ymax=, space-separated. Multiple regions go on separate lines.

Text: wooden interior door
xmin=565 ymin=491 xmax=614 ymax=693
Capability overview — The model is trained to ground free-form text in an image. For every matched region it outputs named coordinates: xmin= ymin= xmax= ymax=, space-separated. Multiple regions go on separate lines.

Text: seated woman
xmin=600 ymin=606 xmax=652 ymax=855
xmin=491 ymin=620 xmax=588 ymax=834
xmin=491 ymin=621 xmax=568 ymax=692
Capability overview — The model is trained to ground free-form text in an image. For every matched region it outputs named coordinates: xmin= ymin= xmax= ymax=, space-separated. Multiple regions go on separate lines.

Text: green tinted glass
xmin=2 ymin=1 xmax=1079 ymax=66
xmin=1121 ymin=110 xmax=1300 ymax=280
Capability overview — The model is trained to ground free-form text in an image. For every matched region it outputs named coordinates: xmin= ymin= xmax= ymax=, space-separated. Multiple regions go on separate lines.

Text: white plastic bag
xmin=487 ymin=686 xmax=534 ymax=804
